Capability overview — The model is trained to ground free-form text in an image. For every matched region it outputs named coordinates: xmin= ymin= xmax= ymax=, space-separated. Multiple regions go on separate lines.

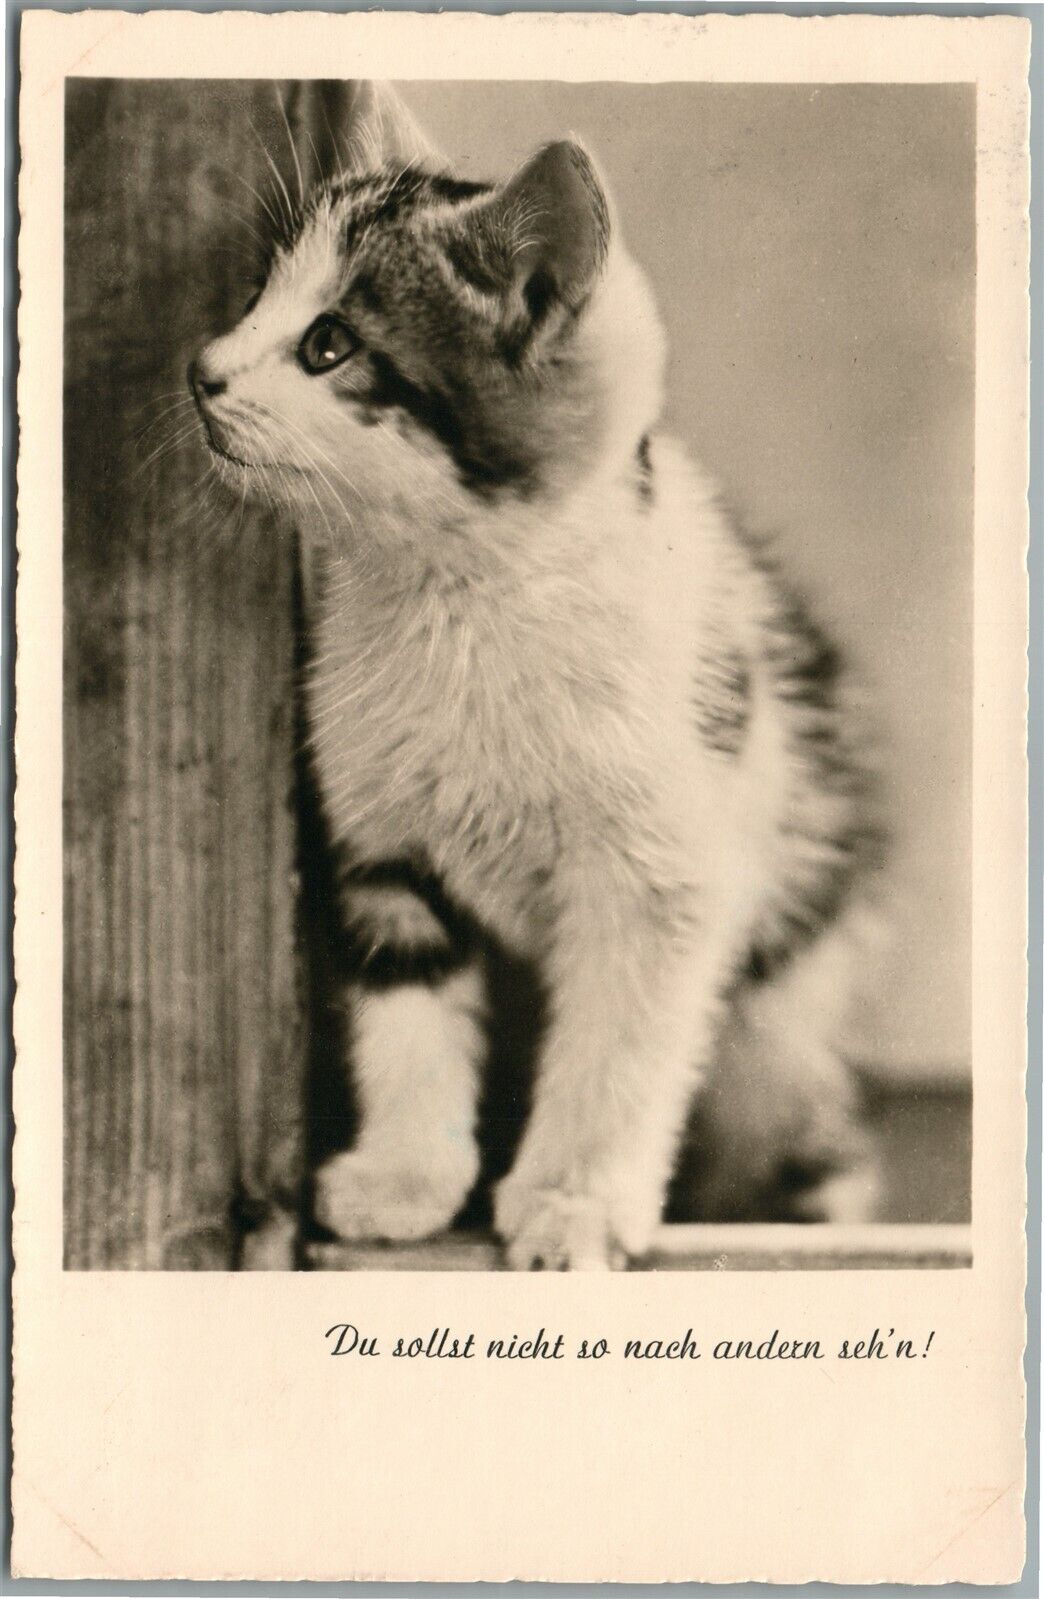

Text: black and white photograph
xmin=60 ymin=73 xmax=976 ymax=1273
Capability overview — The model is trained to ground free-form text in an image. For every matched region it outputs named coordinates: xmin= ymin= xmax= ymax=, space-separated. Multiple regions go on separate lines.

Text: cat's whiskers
xmin=163 ymin=449 xmax=244 ymax=560
xmin=216 ymin=412 xmax=274 ymax=520
xmin=249 ymin=119 xmax=299 ymax=243
xmin=217 ymin=199 xmax=274 ymax=260
xmin=130 ymin=415 xmax=206 ymax=481
xmin=305 ymin=129 xmax=328 ymax=194
xmin=345 ymin=114 xmax=383 ymax=177
xmin=312 ymin=91 xmax=351 ymax=186
xmin=278 ymin=417 xmax=357 ymax=501
xmin=253 ymin=401 xmax=359 ymax=521
xmin=227 ymin=457 xmax=250 ymax=541
xmin=131 ymin=395 xmax=197 ymax=446
xmin=273 ymin=85 xmax=307 ymax=215
xmin=221 ymin=166 xmax=286 ymax=245
xmin=132 ymin=388 xmax=195 ymax=422
xmin=272 ymin=443 xmax=335 ymax=542
xmin=227 ymin=403 xmax=340 ymax=552
xmin=261 ymin=431 xmax=347 ymax=529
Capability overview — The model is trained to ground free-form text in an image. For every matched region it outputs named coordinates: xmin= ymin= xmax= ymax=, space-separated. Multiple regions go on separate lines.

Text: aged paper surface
xmin=14 ymin=9 xmax=1029 ymax=1582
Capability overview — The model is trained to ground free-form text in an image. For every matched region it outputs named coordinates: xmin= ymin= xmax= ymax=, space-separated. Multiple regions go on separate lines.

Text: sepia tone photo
xmin=62 ymin=76 xmax=975 ymax=1273
xmin=16 ymin=11 xmax=1029 ymax=1585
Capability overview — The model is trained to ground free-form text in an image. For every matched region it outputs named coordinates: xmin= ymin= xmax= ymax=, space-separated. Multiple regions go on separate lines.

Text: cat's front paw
xmin=493 ymin=1182 xmax=632 ymax=1271
xmin=314 ymin=1149 xmax=476 ymax=1243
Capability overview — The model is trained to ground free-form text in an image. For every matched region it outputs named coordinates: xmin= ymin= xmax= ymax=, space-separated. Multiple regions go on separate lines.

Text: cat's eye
xmin=298 ymin=315 xmax=358 ymax=376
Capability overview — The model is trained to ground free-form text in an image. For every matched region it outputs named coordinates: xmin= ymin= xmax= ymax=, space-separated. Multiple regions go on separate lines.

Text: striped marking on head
xmin=285 ymin=143 xmax=615 ymax=498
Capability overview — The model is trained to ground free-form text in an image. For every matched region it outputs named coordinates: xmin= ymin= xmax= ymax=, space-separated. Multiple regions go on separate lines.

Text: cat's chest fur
xmin=305 ymin=507 xmax=701 ymax=943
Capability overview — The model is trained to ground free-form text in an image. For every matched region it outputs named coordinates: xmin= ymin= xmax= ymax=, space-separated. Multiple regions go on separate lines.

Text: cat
xmin=188 ymin=93 xmax=882 ymax=1269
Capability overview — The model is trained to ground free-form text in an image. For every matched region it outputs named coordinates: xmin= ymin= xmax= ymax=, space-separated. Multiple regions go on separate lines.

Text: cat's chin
xmin=196 ymin=418 xmax=249 ymax=468
xmin=208 ymin=442 xmax=253 ymax=470
xmin=199 ymin=416 xmax=288 ymax=476
xmin=200 ymin=423 xmax=258 ymax=471
xmin=208 ymin=439 xmax=302 ymax=487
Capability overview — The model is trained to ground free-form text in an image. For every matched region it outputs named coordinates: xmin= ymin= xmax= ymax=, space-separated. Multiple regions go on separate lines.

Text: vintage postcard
xmin=12 ymin=8 xmax=1030 ymax=1583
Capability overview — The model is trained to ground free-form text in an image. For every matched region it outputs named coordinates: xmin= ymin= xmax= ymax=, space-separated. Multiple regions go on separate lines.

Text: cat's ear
xmin=464 ymin=141 xmax=611 ymax=326
xmin=344 ymin=81 xmax=445 ymax=175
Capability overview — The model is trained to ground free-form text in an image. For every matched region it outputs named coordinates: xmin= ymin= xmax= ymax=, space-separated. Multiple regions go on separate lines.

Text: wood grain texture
xmin=62 ymin=80 xmax=361 ymax=1269
xmin=308 ymin=1224 xmax=973 ymax=1273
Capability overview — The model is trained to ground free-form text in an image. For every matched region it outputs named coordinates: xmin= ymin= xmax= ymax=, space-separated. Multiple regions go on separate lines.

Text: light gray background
xmin=399 ymin=80 xmax=975 ymax=1080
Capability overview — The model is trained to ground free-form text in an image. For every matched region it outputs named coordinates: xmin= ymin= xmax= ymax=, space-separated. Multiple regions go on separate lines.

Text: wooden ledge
xmin=305 ymin=1222 xmax=973 ymax=1272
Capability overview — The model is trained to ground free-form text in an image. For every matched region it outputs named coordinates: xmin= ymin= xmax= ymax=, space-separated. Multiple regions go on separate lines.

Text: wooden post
xmin=62 ymin=79 xmax=361 ymax=1270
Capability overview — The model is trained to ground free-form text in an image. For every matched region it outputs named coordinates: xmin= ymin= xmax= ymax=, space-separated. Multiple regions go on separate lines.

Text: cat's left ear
xmin=498 ymin=141 xmax=610 ymax=308
xmin=345 ymin=82 xmax=446 ymax=175
xmin=451 ymin=140 xmax=612 ymax=342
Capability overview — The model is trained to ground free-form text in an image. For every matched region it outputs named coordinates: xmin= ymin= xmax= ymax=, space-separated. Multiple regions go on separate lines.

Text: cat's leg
xmin=314 ymin=865 xmax=486 ymax=1243
xmin=493 ymin=844 xmax=729 ymax=1270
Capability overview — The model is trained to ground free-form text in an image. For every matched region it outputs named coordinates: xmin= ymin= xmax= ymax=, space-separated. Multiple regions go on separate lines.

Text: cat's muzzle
xmin=187 ymin=358 xmax=245 ymax=464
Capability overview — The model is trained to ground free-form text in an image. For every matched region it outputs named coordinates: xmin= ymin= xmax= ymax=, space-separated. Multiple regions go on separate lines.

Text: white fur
xmin=314 ymin=965 xmax=485 ymax=1242
xmin=198 ymin=154 xmax=867 ymax=1268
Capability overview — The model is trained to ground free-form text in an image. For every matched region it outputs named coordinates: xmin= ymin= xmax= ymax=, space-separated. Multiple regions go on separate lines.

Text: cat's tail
xmin=666 ymin=903 xmax=884 ymax=1224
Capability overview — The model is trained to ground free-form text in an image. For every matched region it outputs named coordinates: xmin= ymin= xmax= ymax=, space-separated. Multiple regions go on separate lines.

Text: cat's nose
xmin=187 ymin=358 xmax=227 ymax=401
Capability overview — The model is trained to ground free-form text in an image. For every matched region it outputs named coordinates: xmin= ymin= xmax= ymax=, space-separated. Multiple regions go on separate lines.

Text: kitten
xmin=189 ymin=104 xmax=881 ymax=1269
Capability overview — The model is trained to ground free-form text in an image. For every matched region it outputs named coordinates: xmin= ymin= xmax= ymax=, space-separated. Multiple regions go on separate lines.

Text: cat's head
xmin=190 ymin=107 xmax=665 ymax=539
